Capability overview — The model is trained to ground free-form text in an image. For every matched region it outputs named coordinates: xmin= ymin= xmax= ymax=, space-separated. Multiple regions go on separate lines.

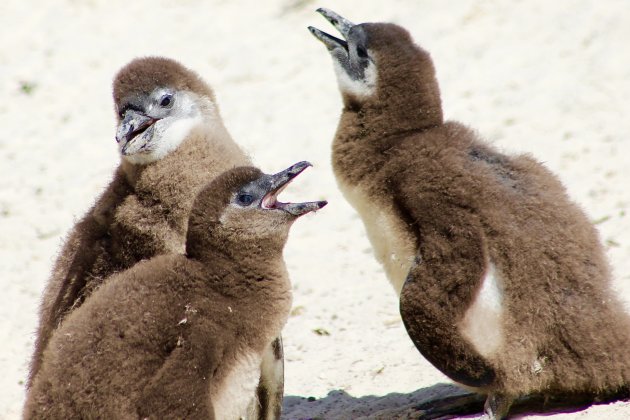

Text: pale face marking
xmin=332 ymin=58 xmax=377 ymax=99
xmin=120 ymin=92 xmax=216 ymax=165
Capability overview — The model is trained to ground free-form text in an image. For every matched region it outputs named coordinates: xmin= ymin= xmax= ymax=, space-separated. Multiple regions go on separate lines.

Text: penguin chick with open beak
xmin=28 ymin=57 xmax=251 ymax=392
xmin=310 ymin=9 xmax=630 ymax=419
xmin=114 ymin=62 xmax=214 ymax=164
xmin=29 ymin=56 xmax=290 ymax=419
xmin=23 ymin=162 xmax=326 ymax=419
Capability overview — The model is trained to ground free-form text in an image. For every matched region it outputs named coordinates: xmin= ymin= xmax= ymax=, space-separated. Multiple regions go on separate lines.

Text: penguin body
xmin=29 ymin=57 xmax=250 ymax=387
xmin=24 ymin=163 xmax=326 ymax=419
xmin=310 ymin=9 xmax=630 ymax=417
xmin=29 ymin=57 xmax=289 ymax=419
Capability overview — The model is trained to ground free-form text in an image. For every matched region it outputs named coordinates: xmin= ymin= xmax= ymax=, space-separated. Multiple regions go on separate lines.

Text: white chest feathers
xmin=212 ymin=352 xmax=262 ymax=420
xmin=459 ymin=263 xmax=505 ymax=357
xmin=339 ymin=181 xmax=416 ymax=295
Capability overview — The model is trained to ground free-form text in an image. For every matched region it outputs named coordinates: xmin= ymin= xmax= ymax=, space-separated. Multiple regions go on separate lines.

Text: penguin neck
xmin=187 ymin=228 xmax=287 ymax=266
xmin=337 ymin=55 xmax=444 ymax=148
xmin=187 ymin=236 xmax=288 ymax=284
xmin=119 ymin=124 xmax=242 ymax=233
xmin=341 ymin=94 xmax=442 ymax=146
xmin=120 ymin=125 xmax=212 ymax=188
xmin=117 ymin=131 xmax=203 ymax=240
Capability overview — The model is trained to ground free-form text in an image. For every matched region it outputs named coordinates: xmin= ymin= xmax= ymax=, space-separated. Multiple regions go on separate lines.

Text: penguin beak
xmin=308 ymin=8 xmax=354 ymax=51
xmin=116 ymin=109 xmax=157 ymax=152
xmin=261 ymin=161 xmax=328 ymax=217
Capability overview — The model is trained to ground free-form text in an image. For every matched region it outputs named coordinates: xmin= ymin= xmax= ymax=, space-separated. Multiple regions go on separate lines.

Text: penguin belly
xmin=212 ymin=352 xmax=262 ymax=419
xmin=459 ymin=263 xmax=505 ymax=358
xmin=250 ymin=340 xmax=284 ymax=419
xmin=338 ymin=181 xmax=416 ymax=295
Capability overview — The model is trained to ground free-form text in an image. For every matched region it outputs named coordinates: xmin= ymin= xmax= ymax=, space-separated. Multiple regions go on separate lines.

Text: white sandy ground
xmin=1 ymin=0 xmax=630 ymax=418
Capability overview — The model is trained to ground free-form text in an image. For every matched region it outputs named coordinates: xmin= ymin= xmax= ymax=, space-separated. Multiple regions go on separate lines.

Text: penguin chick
xmin=23 ymin=162 xmax=327 ymax=420
xmin=310 ymin=9 xmax=630 ymax=419
xmin=29 ymin=56 xmax=250 ymax=388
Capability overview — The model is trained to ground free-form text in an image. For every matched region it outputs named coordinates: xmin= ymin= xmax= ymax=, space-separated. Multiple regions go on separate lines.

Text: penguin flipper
xmin=397 ymin=196 xmax=496 ymax=388
xmin=137 ymin=322 xmax=223 ymax=419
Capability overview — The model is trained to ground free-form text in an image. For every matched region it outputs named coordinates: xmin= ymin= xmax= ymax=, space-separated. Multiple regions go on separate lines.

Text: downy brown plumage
xmin=310 ymin=9 xmax=630 ymax=418
xmin=24 ymin=163 xmax=326 ymax=419
xmin=29 ymin=57 xmax=250 ymax=387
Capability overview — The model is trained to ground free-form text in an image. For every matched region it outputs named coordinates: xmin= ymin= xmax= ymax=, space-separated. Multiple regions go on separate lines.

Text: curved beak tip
xmin=287 ymin=161 xmax=312 ymax=176
xmin=308 ymin=9 xmax=353 ymax=50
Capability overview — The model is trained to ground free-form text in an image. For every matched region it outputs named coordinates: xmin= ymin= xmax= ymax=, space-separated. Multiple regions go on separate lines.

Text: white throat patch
xmin=332 ymin=59 xmax=377 ymax=99
xmin=123 ymin=115 xmax=202 ymax=165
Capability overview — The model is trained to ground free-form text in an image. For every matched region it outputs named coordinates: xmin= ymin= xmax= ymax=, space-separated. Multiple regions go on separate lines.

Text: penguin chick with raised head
xmin=310 ymin=9 xmax=630 ymax=418
xmin=29 ymin=57 xmax=250 ymax=385
xmin=24 ymin=162 xmax=327 ymax=419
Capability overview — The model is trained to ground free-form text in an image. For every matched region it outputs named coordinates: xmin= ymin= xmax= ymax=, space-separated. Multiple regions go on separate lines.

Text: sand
xmin=1 ymin=0 xmax=630 ymax=418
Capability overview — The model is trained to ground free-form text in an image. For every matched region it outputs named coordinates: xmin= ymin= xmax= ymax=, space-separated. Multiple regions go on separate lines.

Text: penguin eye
xmin=118 ymin=105 xmax=130 ymax=118
xmin=236 ymin=193 xmax=254 ymax=206
xmin=160 ymin=94 xmax=173 ymax=107
xmin=356 ymin=45 xmax=369 ymax=59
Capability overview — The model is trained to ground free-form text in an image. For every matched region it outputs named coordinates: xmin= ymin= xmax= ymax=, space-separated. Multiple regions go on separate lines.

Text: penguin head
xmin=112 ymin=57 xmax=219 ymax=165
xmin=187 ymin=161 xmax=327 ymax=257
xmin=309 ymin=8 xmax=442 ymax=120
xmin=309 ymin=9 xmax=376 ymax=101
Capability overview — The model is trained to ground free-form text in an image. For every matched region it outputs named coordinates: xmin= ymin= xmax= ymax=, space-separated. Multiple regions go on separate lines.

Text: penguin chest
xmin=212 ymin=352 xmax=262 ymax=419
xmin=339 ymin=181 xmax=416 ymax=295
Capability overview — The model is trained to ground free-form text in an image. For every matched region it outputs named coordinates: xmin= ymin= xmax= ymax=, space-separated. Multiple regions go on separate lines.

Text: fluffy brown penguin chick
xmin=23 ymin=162 xmax=327 ymax=420
xmin=28 ymin=57 xmax=252 ymax=390
xmin=29 ymin=56 xmax=290 ymax=420
xmin=310 ymin=9 xmax=630 ymax=419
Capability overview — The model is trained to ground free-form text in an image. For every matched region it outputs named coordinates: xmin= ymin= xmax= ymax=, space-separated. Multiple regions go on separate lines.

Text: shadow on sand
xmin=282 ymin=383 xmax=482 ymax=420
xmin=282 ymin=382 xmax=629 ymax=420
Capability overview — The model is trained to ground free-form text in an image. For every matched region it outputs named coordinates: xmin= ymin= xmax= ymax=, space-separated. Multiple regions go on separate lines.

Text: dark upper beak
xmin=308 ymin=8 xmax=355 ymax=51
xmin=115 ymin=109 xmax=156 ymax=145
xmin=262 ymin=161 xmax=328 ymax=217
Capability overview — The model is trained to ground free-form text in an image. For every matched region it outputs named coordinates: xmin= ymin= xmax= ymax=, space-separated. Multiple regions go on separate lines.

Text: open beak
xmin=115 ymin=109 xmax=157 ymax=153
xmin=261 ymin=161 xmax=327 ymax=217
xmin=308 ymin=8 xmax=355 ymax=51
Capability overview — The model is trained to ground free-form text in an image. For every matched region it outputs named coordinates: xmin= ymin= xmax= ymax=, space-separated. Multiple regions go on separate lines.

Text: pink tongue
xmin=262 ymin=194 xmax=277 ymax=209
xmin=264 ymin=182 xmax=292 ymax=209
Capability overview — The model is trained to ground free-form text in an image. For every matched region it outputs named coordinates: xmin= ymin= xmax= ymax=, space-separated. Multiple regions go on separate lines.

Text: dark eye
xmin=118 ymin=105 xmax=129 ymax=118
xmin=160 ymin=95 xmax=173 ymax=107
xmin=356 ymin=45 xmax=368 ymax=59
xmin=236 ymin=193 xmax=254 ymax=206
